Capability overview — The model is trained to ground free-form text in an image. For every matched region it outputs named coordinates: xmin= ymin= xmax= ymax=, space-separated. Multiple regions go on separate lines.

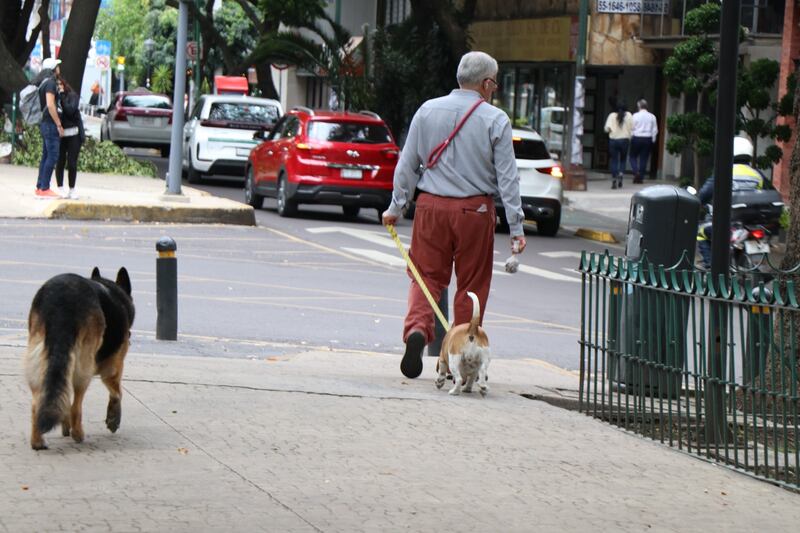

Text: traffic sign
xmin=95 ymin=40 xmax=111 ymax=57
xmin=186 ymin=41 xmax=198 ymax=61
xmin=96 ymin=56 xmax=110 ymax=70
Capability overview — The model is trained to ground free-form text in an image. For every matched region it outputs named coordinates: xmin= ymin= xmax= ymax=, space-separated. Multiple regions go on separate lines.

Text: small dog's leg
xmin=478 ymin=359 xmax=489 ymax=396
xmin=448 ymin=354 xmax=462 ymax=395
xmin=462 ymin=373 xmax=476 ymax=393
xmin=435 ymin=359 xmax=447 ymax=389
xmin=30 ymin=401 xmax=46 ymax=450
xmin=61 ymin=415 xmax=71 ymax=437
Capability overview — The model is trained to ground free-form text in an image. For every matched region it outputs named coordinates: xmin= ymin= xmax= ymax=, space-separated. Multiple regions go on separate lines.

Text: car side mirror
xmin=253 ymin=128 xmax=271 ymax=140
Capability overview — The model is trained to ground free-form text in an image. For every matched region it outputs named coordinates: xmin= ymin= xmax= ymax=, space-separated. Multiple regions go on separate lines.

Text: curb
xmin=47 ymin=202 xmax=256 ymax=226
xmin=574 ymin=228 xmax=619 ymax=244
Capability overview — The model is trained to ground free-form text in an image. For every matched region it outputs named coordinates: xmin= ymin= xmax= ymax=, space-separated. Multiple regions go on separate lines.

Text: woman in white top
xmin=604 ymin=103 xmax=633 ymax=189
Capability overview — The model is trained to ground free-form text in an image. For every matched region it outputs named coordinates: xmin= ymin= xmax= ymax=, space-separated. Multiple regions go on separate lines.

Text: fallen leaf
xmin=177 ymin=447 xmax=189 ymax=455
xmin=721 ymin=491 xmax=727 ymax=496
xmin=21 ymin=485 xmax=29 ymax=491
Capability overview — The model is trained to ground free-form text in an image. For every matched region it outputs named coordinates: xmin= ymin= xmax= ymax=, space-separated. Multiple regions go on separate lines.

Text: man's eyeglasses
xmin=483 ymin=77 xmax=500 ymax=90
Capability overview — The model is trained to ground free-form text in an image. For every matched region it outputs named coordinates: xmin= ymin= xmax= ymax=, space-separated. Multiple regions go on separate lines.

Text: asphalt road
xmin=4 ymin=150 xmax=618 ymax=370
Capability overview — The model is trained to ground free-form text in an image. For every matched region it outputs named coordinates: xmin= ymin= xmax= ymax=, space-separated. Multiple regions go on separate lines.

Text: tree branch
xmin=230 ymin=0 xmax=261 ymax=28
xmin=165 ymin=0 xmax=238 ymax=70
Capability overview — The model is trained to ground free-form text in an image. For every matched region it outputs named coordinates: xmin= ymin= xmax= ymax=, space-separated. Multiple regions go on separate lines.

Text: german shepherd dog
xmin=25 ymin=267 xmax=135 ymax=450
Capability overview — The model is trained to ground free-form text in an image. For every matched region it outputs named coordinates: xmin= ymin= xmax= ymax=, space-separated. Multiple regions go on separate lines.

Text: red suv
xmin=244 ymin=107 xmax=400 ymax=220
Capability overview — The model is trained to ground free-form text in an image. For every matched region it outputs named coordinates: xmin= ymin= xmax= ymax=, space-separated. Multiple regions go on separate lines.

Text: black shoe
xmin=401 ymin=331 xmax=425 ymax=379
xmin=611 ymin=180 xmax=617 ymax=190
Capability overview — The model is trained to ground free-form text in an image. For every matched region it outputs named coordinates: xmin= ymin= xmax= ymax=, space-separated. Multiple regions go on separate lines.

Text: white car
xmin=504 ymin=127 xmax=564 ymax=237
xmin=183 ymin=95 xmax=283 ymax=183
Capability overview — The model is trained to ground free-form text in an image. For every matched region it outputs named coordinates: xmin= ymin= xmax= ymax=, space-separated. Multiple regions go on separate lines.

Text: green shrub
xmin=780 ymin=207 xmax=790 ymax=231
xmin=11 ymin=124 xmax=157 ymax=177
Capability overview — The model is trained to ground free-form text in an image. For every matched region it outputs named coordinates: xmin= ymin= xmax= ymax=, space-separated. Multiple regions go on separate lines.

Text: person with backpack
xmin=54 ymin=76 xmax=85 ymax=199
xmin=34 ymin=57 xmax=64 ymax=198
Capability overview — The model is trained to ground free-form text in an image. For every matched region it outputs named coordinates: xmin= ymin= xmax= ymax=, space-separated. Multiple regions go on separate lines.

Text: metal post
xmin=565 ymin=0 xmax=590 ymax=189
xmin=10 ymin=93 xmax=17 ymax=151
xmin=707 ymin=0 xmax=741 ymax=445
xmin=156 ymin=236 xmax=178 ymax=340
xmin=427 ymin=288 xmax=448 ymax=358
xmin=194 ymin=0 xmax=201 ymax=104
xmin=166 ymin=0 xmax=189 ymax=195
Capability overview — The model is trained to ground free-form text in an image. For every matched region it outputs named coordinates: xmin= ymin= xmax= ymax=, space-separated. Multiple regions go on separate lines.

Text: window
xmin=207 ymin=102 xmax=280 ymax=124
xmin=121 ymin=95 xmax=171 ymax=109
xmin=307 ymin=121 xmax=392 ymax=144
xmin=513 ymin=138 xmax=551 ymax=161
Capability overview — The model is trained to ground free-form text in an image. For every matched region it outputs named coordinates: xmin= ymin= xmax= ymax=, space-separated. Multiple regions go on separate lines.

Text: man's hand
xmin=511 ymin=235 xmax=526 ymax=254
xmin=382 ymin=211 xmax=398 ymax=227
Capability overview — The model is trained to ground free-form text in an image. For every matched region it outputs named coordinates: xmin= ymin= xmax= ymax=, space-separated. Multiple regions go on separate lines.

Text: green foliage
xmin=780 ymin=208 xmax=790 ymax=231
xmin=665 ymin=113 xmax=714 ymax=156
xmin=682 ymin=2 xmax=721 ymax=35
xmin=10 ymin=125 xmax=156 ymax=177
xmin=150 ymin=64 xmax=173 ymax=95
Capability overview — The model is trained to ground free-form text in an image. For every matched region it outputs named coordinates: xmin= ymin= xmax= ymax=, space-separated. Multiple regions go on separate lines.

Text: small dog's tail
xmin=29 ymin=313 xmax=75 ymax=435
xmin=466 ymin=291 xmax=481 ymax=340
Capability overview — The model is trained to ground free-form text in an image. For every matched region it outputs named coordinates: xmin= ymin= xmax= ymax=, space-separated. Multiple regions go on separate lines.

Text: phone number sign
xmin=597 ymin=0 xmax=668 ymax=15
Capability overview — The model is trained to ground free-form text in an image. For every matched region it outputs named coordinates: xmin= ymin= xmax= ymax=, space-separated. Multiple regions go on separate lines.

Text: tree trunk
xmin=39 ymin=0 xmax=51 ymax=59
xmin=58 ymin=0 xmax=101 ymax=94
xmin=0 ymin=36 xmax=29 ymax=94
xmin=255 ymin=62 xmax=279 ymax=100
xmin=694 ymin=91 xmax=704 ymax=189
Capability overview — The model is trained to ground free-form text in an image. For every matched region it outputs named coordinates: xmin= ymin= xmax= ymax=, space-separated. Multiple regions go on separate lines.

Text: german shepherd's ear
xmin=91 ymin=267 xmax=102 ymax=280
xmin=115 ymin=267 xmax=132 ymax=296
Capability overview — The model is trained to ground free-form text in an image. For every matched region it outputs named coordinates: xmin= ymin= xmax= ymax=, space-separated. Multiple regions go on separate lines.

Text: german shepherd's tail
xmin=466 ymin=291 xmax=481 ymax=340
xmin=28 ymin=311 xmax=76 ymax=434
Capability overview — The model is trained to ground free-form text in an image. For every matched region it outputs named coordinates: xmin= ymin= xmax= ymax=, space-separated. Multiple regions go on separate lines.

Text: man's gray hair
xmin=637 ymin=99 xmax=648 ymax=110
xmin=456 ymin=51 xmax=498 ymax=87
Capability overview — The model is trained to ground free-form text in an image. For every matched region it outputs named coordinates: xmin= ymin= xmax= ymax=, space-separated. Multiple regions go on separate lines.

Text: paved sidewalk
xmin=0 ymin=163 xmax=254 ymax=225
xmin=2 ymin=341 xmax=798 ymax=532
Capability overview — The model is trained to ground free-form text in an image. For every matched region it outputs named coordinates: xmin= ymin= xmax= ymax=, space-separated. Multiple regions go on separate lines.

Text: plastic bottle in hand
xmin=504 ymin=240 xmax=520 ymax=273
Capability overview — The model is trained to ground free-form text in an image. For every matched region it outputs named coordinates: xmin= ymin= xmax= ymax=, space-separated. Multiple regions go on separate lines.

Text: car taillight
xmin=382 ymin=149 xmax=399 ymax=160
xmin=539 ymin=166 xmax=563 ymax=178
xmin=750 ymin=229 xmax=765 ymax=240
xmin=114 ymin=108 xmax=127 ymax=121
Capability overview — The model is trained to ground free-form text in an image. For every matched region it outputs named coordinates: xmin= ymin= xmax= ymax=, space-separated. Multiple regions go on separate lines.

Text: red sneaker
xmin=35 ymin=188 xmax=60 ymax=198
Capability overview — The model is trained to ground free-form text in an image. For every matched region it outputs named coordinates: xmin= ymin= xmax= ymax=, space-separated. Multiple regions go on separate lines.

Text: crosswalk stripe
xmin=308 ymin=227 xmax=398 ymax=248
xmin=540 ymin=251 xmax=584 ymax=259
xmin=343 ymin=248 xmax=407 ymax=267
xmin=495 ymin=262 xmax=581 ymax=283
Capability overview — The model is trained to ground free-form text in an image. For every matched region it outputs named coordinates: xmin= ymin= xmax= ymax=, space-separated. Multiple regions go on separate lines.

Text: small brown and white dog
xmin=435 ymin=291 xmax=490 ymax=396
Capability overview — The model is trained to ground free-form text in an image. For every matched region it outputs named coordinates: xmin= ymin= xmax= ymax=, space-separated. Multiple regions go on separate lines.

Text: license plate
xmin=134 ymin=117 xmax=159 ymax=127
xmin=744 ymin=240 xmax=769 ymax=255
xmin=236 ymin=147 xmax=251 ymax=157
xmin=341 ymin=168 xmax=362 ymax=179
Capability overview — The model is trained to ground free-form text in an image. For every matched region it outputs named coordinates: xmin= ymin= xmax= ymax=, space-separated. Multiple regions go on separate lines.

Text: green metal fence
xmin=579 ymin=250 xmax=799 ymax=490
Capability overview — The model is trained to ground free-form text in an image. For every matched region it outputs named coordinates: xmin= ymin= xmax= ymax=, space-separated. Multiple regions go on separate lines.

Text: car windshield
xmin=549 ymin=111 xmax=564 ymax=125
xmin=208 ymin=102 xmax=280 ymax=124
xmin=121 ymin=95 xmax=171 ymax=109
xmin=513 ymin=138 xmax=551 ymax=160
xmin=307 ymin=121 xmax=392 ymax=144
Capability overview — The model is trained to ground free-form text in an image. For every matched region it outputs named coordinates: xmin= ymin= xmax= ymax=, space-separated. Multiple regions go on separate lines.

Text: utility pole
xmin=166 ymin=0 xmax=188 ymax=196
xmin=707 ymin=0 xmax=742 ymax=445
xmin=566 ymin=0 xmax=589 ymax=190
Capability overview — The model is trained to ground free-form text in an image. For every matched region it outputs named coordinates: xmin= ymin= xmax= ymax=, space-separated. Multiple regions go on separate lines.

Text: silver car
xmin=100 ymin=89 xmax=173 ymax=157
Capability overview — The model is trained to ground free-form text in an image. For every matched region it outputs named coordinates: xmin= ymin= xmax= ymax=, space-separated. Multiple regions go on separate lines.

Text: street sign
xmin=186 ymin=41 xmax=198 ymax=61
xmin=95 ymin=40 xmax=111 ymax=57
xmin=96 ymin=55 xmax=110 ymax=70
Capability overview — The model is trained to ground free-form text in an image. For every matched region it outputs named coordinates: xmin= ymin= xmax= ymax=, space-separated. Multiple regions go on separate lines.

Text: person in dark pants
xmin=55 ymin=76 xmax=85 ymax=199
xmin=629 ymin=99 xmax=658 ymax=183
xmin=34 ymin=58 xmax=64 ymax=198
xmin=604 ymin=103 xmax=632 ymax=189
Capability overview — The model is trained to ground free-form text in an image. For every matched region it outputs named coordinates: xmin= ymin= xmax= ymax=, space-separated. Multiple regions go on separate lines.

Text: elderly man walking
xmin=382 ymin=51 xmax=526 ymax=379
xmin=629 ymin=99 xmax=658 ymax=183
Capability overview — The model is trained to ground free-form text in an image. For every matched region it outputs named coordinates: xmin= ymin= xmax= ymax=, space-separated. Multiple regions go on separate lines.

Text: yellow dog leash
xmin=386 ymin=224 xmax=450 ymax=333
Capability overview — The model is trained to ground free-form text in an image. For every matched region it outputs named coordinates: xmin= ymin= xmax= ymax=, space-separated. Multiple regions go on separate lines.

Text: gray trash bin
xmin=610 ymin=186 xmax=700 ymax=397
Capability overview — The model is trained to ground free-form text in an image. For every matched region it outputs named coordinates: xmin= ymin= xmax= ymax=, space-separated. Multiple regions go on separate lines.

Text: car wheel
xmin=186 ymin=157 xmax=202 ymax=184
xmin=537 ymin=211 xmax=561 ymax=237
xmin=244 ymin=167 xmax=264 ymax=209
xmin=342 ymin=205 xmax=360 ymax=219
xmin=276 ymin=173 xmax=297 ymax=217
xmin=160 ymin=146 xmax=171 ymax=158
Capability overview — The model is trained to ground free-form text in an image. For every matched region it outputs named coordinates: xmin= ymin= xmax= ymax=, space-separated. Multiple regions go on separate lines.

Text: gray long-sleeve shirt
xmin=387 ymin=89 xmax=525 ymax=236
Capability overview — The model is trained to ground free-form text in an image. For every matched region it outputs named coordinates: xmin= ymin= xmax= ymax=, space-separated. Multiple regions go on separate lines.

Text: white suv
xmin=183 ymin=95 xmax=283 ymax=183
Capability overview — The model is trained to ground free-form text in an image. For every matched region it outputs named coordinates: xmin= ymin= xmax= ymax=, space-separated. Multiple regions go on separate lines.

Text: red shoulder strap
xmin=426 ymin=98 xmax=484 ymax=170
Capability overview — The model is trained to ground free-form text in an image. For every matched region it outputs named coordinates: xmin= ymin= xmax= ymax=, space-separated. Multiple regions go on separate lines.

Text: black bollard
xmin=427 ymin=287 xmax=448 ymax=357
xmin=156 ymin=236 xmax=178 ymax=340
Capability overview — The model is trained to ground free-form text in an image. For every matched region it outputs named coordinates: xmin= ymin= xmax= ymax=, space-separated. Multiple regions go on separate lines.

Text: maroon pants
xmin=403 ymin=192 xmax=496 ymax=343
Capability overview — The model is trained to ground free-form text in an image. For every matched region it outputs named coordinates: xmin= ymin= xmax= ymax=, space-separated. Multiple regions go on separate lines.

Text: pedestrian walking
xmin=54 ymin=76 xmax=85 ymax=199
xmin=89 ymin=80 xmax=103 ymax=114
xmin=382 ymin=51 xmax=526 ymax=379
xmin=629 ymin=99 xmax=658 ymax=183
xmin=34 ymin=57 xmax=64 ymax=198
xmin=604 ymin=102 xmax=633 ymax=189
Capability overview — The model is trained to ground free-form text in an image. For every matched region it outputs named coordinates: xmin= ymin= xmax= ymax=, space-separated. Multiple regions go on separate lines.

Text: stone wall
xmin=475 ymin=0 xmax=578 ymax=20
xmin=588 ymin=13 xmax=662 ymax=65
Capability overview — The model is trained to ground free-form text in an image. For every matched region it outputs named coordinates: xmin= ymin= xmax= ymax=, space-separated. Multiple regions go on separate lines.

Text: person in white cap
xmin=34 ymin=57 xmax=63 ymax=198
